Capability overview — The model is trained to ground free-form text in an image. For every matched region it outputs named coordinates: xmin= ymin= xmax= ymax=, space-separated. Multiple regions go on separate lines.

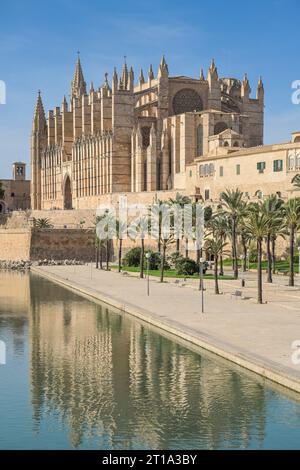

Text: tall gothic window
xmin=197 ymin=124 xmax=203 ymax=156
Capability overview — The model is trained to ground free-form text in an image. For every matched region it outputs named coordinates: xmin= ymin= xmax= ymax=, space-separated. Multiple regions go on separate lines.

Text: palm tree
xmin=128 ymin=215 xmax=149 ymax=278
xmin=208 ymin=214 xmax=230 ymax=276
xmin=33 ymin=217 xmax=53 ymax=229
xmin=260 ymin=195 xmax=284 ymax=283
xmin=292 ymin=174 xmax=300 ymax=190
xmin=244 ymin=209 xmax=271 ymax=303
xmin=283 ymin=198 xmax=300 ymax=286
xmin=159 ymin=211 xmax=175 ymax=283
xmin=116 ymin=219 xmax=127 ymax=273
xmin=169 ymin=193 xmax=191 ymax=252
xmin=220 ymin=189 xmax=244 ymax=279
xmin=205 ymin=238 xmax=228 ymax=294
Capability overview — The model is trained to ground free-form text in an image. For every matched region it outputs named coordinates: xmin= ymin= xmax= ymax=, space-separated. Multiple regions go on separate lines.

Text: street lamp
xmin=199 ymin=257 xmax=204 ymax=313
xmin=145 ymin=252 xmax=150 ymax=296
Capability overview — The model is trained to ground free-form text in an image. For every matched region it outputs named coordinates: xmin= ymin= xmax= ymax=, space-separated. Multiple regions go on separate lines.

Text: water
xmin=1 ymin=271 xmax=300 ymax=450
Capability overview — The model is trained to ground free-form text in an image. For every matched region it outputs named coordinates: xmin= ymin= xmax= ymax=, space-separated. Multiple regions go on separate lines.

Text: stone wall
xmin=0 ymin=228 xmax=96 ymax=262
xmin=0 ymin=229 xmax=31 ymax=261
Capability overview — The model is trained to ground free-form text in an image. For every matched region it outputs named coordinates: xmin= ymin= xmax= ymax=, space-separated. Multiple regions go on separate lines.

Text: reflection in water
xmin=1 ymin=271 xmax=300 ymax=449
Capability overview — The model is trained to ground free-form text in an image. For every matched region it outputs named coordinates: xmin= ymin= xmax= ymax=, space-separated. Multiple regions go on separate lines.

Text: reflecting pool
xmin=1 ymin=271 xmax=300 ymax=449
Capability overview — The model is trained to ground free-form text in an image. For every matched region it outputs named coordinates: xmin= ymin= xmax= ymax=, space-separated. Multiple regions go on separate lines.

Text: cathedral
xmin=30 ymin=56 xmax=264 ymax=210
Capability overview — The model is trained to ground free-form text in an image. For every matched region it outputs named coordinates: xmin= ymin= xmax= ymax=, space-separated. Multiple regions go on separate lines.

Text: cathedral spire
xmin=148 ymin=64 xmax=154 ymax=81
xmin=32 ymin=90 xmax=47 ymax=133
xmin=208 ymin=58 xmax=218 ymax=80
xmin=242 ymin=73 xmax=251 ymax=98
xmin=129 ymin=66 xmax=134 ymax=91
xmin=158 ymin=55 xmax=168 ymax=78
xmin=139 ymin=68 xmax=145 ymax=85
xmin=257 ymin=76 xmax=264 ymax=102
xmin=121 ymin=58 xmax=128 ymax=89
xmin=113 ymin=67 xmax=118 ymax=90
xmin=200 ymin=68 xmax=205 ymax=81
xmin=71 ymin=53 xmax=87 ymax=99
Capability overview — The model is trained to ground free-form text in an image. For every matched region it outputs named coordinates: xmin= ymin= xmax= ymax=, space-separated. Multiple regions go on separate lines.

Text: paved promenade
xmin=31 ymin=265 xmax=300 ymax=393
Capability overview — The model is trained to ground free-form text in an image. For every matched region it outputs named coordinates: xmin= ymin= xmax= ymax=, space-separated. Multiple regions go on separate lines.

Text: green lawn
xmin=112 ymin=265 xmax=234 ymax=280
xmin=223 ymin=258 xmax=299 ymax=273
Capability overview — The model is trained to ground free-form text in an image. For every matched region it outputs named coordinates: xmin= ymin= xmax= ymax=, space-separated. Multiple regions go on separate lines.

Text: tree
xmin=208 ymin=213 xmax=230 ymax=276
xmin=158 ymin=212 xmax=175 ymax=283
xmin=168 ymin=193 xmax=191 ymax=252
xmin=220 ymin=189 xmax=244 ymax=279
xmin=33 ymin=217 xmax=53 ymax=229
xmin=283 ymin=198 xmax=300 ymax=286
xmin=94 ymin=215 xmax=106 ymax=269
xmin=205 ymin=238 xmax=228 ymax=294
xmin=292 ymin=174 xmax=300 ymax=190
xmin=128 ymin=215 xmax=149 ymax=278
xmin=260 ymin=195 xmax=284 ymax=283
xmin=243 ymin=209 xmax=271 ymax=304
xmin=116 ymin=219 xmax=127 ymax=273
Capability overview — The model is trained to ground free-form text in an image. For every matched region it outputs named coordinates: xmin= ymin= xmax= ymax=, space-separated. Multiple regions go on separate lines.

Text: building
xmin=0 ymin=162 xmax=30 ymax=213
xmin=30 ymin=56 xmax=265 ymax=210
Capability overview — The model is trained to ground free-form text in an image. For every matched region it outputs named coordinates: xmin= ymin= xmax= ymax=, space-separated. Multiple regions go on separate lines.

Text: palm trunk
xmin=140 ymin=238 xmax=145 ymax=279
xmin=176 ymin=238 xmax=180 ymax=253
xmin=95 ymin=243 xmax=99 ymax=269
xmin=160 ymin=243 xmax=166 ymax=283
xmin=185 ymin=237 xmax=189 ymax=258
xmin=100 ymin=245 xmax=103 ymax=269
xmin=289 ymin=225 xmax=295 ymax=287
xmin=219 ymin=253 xmax=224 ymax=276
xmin=266 ymin=233 xmax=272 ymax=283
xmin=232 ymin=217 xmax=238 ymax=279
xmin=241 ymin=236 xmax=247 ymax=272
xmin=118 ymin=238 xmax=122 ymax=273
xmin=271 ymin=236 xmax=276 ymax=274
xmin=106 ymin=239 xmax=109 ymax=270
xmin=214 ymin=254 xmax=220 ymax=294
xmin=257 ymin=238 xmax=263 ymax=304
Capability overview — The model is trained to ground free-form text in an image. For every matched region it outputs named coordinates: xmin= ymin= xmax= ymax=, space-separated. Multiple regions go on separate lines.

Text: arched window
xmin=296 ymin=153 xmax=300 ymax=170
xmin=294 ymin=136 xmax=300 ymax=143
xmin=199 ymin=165 xmax=204 ymax=177
xmin=197 ymin=124 xmax=203 ymax=156
xmin=233 ymin=141 xmax=239 ymax=147
xmin=214 ymin=122 xmax=228 ymax=135
xmin=223 ymin=141 xmax=229 ymax=147
xmin=209 ymin=163 xmax=214 ymax=175
xmin=204 ymin=164 xmax=209 ymax=176
xmin=288 ymin=153 xmax=295 ymax=170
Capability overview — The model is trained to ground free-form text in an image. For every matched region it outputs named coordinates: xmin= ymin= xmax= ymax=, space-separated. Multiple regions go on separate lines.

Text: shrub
xmin=146 ymin=250 xmax=170 ymax=270
xmin=168 ymin=251 xmax=182 ymax=268
xmin=123 ymin=247 xmax=141 ymax=267
xmin=175 ymin=257 xmax=199 ymax=276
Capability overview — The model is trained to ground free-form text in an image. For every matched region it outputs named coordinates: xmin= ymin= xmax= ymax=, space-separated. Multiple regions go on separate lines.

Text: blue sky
xmin=1 ymin=0 xmax=300 ymax=178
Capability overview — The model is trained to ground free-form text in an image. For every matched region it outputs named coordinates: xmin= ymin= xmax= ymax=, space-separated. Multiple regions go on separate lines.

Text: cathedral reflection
xmin=27 ymin=273 xmax=268 ymax=449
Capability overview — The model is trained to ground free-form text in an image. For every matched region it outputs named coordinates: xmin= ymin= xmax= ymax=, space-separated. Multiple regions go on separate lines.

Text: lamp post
xmin=199 ymin=257 xmax=204 ymax=313
xmin=145 ymin=252 xmax=150 ymax=296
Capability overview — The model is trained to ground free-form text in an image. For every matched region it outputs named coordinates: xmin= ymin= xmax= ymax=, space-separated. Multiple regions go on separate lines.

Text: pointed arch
xmin=63 ymin=174 xmax=72 ymax=210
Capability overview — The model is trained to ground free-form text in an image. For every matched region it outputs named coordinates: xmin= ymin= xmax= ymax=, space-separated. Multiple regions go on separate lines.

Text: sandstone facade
xmin=31 ymin=57 xmax=264 ymax=210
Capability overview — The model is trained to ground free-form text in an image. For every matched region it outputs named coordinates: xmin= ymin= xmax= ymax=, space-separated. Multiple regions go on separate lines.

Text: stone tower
xmin=31 ymin=91 xmax=47 ymax=210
